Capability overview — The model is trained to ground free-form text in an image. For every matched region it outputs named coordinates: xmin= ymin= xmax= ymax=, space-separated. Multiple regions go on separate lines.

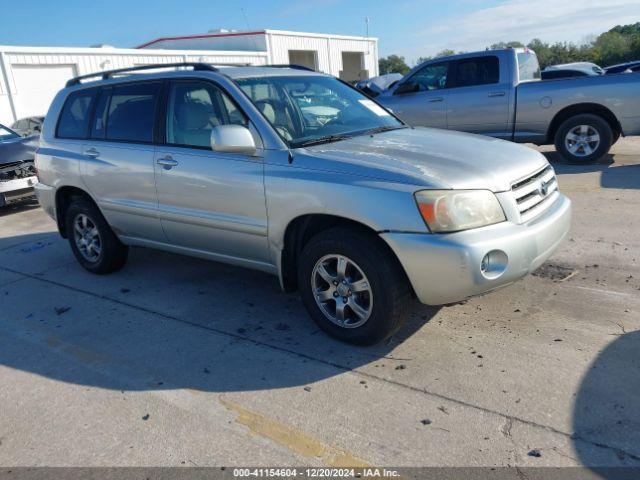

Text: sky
xmin=1 ymin=0 xmax=639 ymax=65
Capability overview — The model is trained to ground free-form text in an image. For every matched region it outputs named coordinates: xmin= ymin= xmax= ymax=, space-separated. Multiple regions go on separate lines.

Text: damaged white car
xmin=0 ymin=123 xmax=38 ymax=207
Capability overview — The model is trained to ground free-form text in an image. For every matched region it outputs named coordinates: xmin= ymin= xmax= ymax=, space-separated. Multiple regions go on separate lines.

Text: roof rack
xmin=266 ymin=64 xmax=316 ymax=72
xmin=65 ymin=62 xmax=218 ymax=87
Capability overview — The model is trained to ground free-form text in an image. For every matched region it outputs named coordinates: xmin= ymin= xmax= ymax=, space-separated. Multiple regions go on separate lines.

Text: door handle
xmin=488 ymin=91 xmax=506 ymax=97
xmin=157 ymin=155 xmax=179 ymax=169
xmin=429 ymin=97 xmax=444 ymax=103
xmin=85 ymin=147 xmax=100 ymax=158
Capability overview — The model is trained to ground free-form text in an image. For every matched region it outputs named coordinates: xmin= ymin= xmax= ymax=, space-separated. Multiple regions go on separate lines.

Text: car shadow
xmin=543 ymin=152 xmax=640 ymax=190
xmin=0 ymin=231 xmax=439 ymax=394
xmin=572 ymin=330 xmax=640 ymax=469
xmin=0 ymin=197 xmax=39 ymax=217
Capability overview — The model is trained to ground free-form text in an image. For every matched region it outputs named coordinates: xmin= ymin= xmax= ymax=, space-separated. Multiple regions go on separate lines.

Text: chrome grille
xmin=511 ymin=165 xmax=558 ymax=223
xmin=0 ymin=160 xmax=36 ymax=181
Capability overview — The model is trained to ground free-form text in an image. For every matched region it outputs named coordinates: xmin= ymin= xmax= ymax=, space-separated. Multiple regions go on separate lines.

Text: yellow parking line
xmin=220 ymin=398 xmax=371 ymax=468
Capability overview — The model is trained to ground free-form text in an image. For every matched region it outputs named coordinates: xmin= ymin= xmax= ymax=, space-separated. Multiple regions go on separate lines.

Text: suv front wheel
xmin=298 ymin=227 xmax=412 ymax=345
xmin=65 ymin=197 xmax=128 ymax=274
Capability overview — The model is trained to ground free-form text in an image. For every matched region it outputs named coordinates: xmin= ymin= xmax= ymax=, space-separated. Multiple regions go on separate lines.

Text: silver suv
xmin=35 ymin=63 xmax=571 ymax=345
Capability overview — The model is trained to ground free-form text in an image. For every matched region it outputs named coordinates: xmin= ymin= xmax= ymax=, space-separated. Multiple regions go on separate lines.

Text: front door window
xmin=166 ymin=81 xmax=247 ymax=149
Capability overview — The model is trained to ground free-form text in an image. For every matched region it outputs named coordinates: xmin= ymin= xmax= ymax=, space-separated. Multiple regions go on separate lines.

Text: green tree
xmin=593 ymin=31 xmax=634 ymax=66
xmin=434 ymin=49 xmax=456 ymax=58
xmin=525 ymin=39 xmax=591 ymax=69
xmin=416 ymin=50 xmax=463 ymax=66
xmin=378 ymin=55 xmax=410 ymax=75
xmin=393 ymin=23 xmax=640 ymax=73
xmin=527 ymin=24 xmax=640 ymax=68
xmin=609 ymin=22 xmax=640 ymax=36
xmin=489 ymin=41 xmax=525 ymax=49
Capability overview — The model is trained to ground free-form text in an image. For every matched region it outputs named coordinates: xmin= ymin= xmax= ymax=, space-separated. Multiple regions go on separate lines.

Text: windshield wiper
xmin=293 ymin=133 xmax=355 ymax=148
xmin=294 ymin=125 xmax=407 ymax=148
xmin=363 ymin=125 xmax=408 ymax=136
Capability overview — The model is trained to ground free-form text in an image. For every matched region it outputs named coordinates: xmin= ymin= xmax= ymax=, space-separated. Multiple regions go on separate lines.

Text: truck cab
xmin=378 ymin=49 xmax=540 ymax=140
xmin=378 ymin=47 xmax=640 ymax=163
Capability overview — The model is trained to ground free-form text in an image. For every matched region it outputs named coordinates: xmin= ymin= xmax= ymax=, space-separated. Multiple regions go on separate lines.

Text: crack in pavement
xmin=0 ymin=276 xmax=29 ymax=289
xmin=501 ymin=418 xmax=513 ymax=438
xmin=2 ymin=264 xmax=639 ymax=463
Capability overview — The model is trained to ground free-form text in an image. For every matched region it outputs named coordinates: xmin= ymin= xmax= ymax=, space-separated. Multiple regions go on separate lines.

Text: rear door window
xmin=90 ymin=88 xmax=111 ymax=139
xmin=105 ymin=82 xmax=162 ymax=143
xmin=517 ymin=52 xmax=541 ymax=81
xmin=57 ymin=89 xmax=97 ymax=139
xmin=451 ymin=56 xmax=499 ymax=88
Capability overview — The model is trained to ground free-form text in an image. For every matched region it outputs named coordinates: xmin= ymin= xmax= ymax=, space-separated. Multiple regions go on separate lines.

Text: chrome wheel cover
xmin=311 ymin=254 xmax=373 ymax=328
xmin=565 ymin=124 xmax=601 ymax=157
xmin=73 ymin=213 xmax=102 ymax=262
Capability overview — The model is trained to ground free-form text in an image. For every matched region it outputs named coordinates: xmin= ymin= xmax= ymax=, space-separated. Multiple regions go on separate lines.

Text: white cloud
xmin=411 ymin=0 xmax=640 ymax=58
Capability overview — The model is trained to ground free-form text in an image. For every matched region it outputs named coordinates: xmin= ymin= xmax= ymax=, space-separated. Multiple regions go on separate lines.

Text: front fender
xmin=265 ymin=163 xmax=427 ymax=268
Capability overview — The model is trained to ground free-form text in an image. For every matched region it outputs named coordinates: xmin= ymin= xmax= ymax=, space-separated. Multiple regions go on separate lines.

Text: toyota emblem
xmin=538 ymin=181 xmax=548 ymax=197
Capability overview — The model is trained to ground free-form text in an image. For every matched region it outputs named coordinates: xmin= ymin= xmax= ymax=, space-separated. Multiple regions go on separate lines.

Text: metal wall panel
xmin=266 ymin=32 xmax=378 ymax=77
xmin=0 ymin=31 xmax=380 ymax=124
xmin=0 ymin=46 xmax=269 ymax=124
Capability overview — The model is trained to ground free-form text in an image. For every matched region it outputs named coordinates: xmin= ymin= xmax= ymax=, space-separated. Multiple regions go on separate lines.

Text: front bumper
xmin=0 ymin=176 xmax=37 ymax=207
xmin=381 ymin=193 xmax=572 ymax=305
xmin=34 ymin=182 xmax=57 ymax=220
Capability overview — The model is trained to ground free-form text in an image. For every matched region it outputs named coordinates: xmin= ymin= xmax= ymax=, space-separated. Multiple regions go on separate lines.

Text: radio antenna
xmin=240 ymin=7 xmax=260 ymax=53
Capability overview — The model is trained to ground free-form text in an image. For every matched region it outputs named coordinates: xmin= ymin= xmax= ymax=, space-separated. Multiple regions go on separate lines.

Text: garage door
xmin=340 ymin=52 xmax=367 ymax=82
xmin=288 ymin=50 xmax=318 ymax=70
xmin=11 ymin=64 xmax=77 ymax=119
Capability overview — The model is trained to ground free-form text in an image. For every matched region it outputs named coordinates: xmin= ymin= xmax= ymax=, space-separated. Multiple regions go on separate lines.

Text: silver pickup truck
xmin=377 ymin=48 xmax=640 ymax=163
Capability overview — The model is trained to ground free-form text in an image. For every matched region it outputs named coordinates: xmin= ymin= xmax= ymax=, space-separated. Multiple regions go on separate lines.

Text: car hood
xmin=0 ymin=135 xmax=38 ymax=165
xmin=298 ymin=127 xmax=549 ymax=192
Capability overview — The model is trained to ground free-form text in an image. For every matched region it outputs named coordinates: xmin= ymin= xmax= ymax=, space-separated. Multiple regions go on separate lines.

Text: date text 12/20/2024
xmin=232 ymin=468 xmax=401 ymax=478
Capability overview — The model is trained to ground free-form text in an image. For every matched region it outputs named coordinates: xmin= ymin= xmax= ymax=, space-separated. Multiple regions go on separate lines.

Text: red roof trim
xmin=136 ymin=31 xmax=265 ymax=49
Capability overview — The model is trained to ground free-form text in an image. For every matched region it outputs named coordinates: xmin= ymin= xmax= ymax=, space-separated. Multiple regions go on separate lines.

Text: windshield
xmin=517 ymin=51 xmax=541 ymax=82
xmin=235 ymin=75 xmax=404 ymax=148
xmin=0 ymin=124 xmax=20 ymax=142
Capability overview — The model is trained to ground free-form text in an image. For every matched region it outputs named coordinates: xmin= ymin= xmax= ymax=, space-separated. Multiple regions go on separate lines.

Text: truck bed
xmin=514 ymin=72 xmax=640 ymax=145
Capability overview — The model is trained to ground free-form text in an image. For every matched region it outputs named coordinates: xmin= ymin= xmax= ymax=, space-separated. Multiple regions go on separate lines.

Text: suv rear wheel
xmin=554 ymin=113 xmax=613 ymax=164
xmin=65 ymin=197 xmax=128 ymax=274
xmin=298 ymin=227 xmax=412 ymax=345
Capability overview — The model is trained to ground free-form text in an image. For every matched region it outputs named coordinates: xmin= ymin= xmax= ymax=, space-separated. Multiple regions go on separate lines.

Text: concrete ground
xmin=0 ymin=139 xmax=638 ymax=468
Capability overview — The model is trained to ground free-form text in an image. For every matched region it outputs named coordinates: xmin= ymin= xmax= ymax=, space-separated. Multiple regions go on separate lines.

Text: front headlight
xmin=414 ymin=190 xmax=506 ymax=233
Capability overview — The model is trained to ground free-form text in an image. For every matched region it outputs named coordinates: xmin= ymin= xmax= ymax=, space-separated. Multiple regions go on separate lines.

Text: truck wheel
xmin=298 ymin=227 xmax=412 ymax=345
xmin=554 ymin=114 xmax=613 ymax=164
xmin=65 ymin=197 xmax=128 ymax=274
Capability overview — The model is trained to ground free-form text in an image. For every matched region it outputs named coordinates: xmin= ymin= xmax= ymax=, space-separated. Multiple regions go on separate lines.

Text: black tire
xmin=612 ymin=130 xmax=621 ymax=145
xmin=297 ymin=227 xmax=412 ymax=345
xmin=554 ymin=113 xmax=613 ymax=164
xmin=65 ymin=196 xmax=128 ymax=274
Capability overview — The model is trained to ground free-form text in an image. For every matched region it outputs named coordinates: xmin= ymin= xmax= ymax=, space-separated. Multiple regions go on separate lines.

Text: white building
xmin=0 ymin=30 xmax=378 ymax=126
xmin=0 ymin=46 xmax=268 ymax=125
xmin=139 ymin=29 xmax=379 ymax=82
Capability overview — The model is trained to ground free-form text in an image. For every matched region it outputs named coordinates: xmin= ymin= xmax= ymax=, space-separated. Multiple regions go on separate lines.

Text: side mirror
xmin=394 ymin=81 xmax=419 ymax=95
xmin=211 ymin=125 xmax=256 ymax=155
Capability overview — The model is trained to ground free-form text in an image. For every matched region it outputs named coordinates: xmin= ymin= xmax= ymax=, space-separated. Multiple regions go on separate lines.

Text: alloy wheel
xmin=565 ymin=125 xmax=601 ymax=157
xmin=73 ymin=213 xmax=102 ymax=262
xmin=311 ymin=254 xmax=373 ymax=328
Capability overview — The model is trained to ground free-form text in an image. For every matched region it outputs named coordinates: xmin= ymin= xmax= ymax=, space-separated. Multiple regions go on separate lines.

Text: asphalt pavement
xmin=0 ymin=139 xmax=639 ymax=468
